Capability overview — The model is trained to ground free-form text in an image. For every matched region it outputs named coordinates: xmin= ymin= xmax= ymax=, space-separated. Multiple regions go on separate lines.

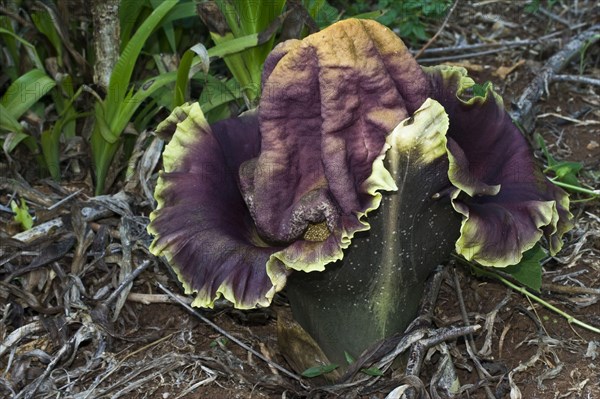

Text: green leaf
xmin=150 ymin=0 xmax=176 ymax=52
xmin=206 ymin=33 xmax=261 ymax=59
xmin=117 ymin=71 xmax=178 ymax=133
xmin=11 ymin=198 xmax=33 ymax=230
xmin=0 ymin=28 xmax=45 ymax=70
xmin=301 ymin=363 xmax=339 ymax=378
xmin=344 ymin=351 xmax=356 ymax=365
xmin=0 ymin=69 xmax=56 ymax=119
xmin=0 ymin=103 xmax=24 ymax=134
xmin=31 ymin=11 xmax=64 ymax=63
xmin=548 ymin=161 xmax=583 ymax=187
xmin=197 ymin=76 xmax=243 ymax=115
xmin=351 ymin=10 xmax=387 ymax=20
xmin=119 ymin=0 xmax=147 ymax=48
xmin=94 ymin=103 xmax=119 ymax=144
xmin=2 ymin=131 xmax=31 ymax=153
xmin=106 ymin=0 xmax=177 ymax=118
xmin=501 ymin=245 xmax=545 ymax=292
xmin=472 ymin=81 xmax=492 ymax=98
xmin=175 ymin=47 xmax=203 ymax=108
xmin=0 ymin=16 xmax=19 ymax=81
xmin=536 ymin=133 xmax=585 ymax=190
xmin=41 ymin=129 xmax=61 ymax=180
xmin=361 ymin=366 xmax=384 ymax=376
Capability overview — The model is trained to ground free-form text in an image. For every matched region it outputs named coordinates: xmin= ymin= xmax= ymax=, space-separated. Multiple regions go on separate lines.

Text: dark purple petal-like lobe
xmin=148 ymin=103 xmax=289 ymax=308
xmin=426 ymin=66 xmax=573 ymax=266
xmin=239 ymin=19 xmax=429 ymax=271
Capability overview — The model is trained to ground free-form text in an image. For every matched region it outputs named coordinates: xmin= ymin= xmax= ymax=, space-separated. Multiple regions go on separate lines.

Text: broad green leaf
xmin=162 ymin=1 xmax=197 ymax=24
xmin=536 ymin=133 xmax=585 ymax=189
xmin=547 ymin=161 xmax=583 ymax=187
xmin=501 ymin=245 xmax=545 ymax=292
xmin=0 ymin=16 xmax=19 ymax=81
xmin=106 ymin=0 xmax=177 ymax=118
xmin=11 ymin=198 xmax=34 ymax=230
xmin=301 ymin=363 xmax=339 ymax=378
xmin=1 ymin=69 xmax=56 ymax=119
xmin=197 ymin=76 xmax=243 ymax=115
xmin=31 ymin=11 xmax=64 ymax=63
xmin=307 ymin=0 xmax=340 ymax=28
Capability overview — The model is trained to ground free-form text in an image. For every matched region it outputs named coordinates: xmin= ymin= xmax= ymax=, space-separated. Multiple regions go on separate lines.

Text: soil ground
xmin=1 ymin=1 xmax=599 ymax=398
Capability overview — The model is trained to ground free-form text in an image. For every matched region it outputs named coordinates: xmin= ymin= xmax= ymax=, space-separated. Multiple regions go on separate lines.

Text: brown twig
xmin=156 ymin=283 xmax=308 ymax=387
xmin=542 ymin=283 xmax=600 ymax=296
xmin=452 ymin=269 xmax=496 ymax=399
xmin=510 ymin=24 xmax=600 ymax=134
xmin=553 ymin=74 xmax=600 ymax=87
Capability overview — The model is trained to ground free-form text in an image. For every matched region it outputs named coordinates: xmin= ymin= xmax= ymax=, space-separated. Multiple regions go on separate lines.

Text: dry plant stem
xmin=14 ymin=325 xmax=97 ymax=399
xmin=101 ymin=260 xmax=152 ymax=307
xmin=78 ymin=333 xmax=176 ymax=397
xmin=542 ymin=283 xmax=600 ymax=296
xmin=553 ymin=74 xmax=600 ymax=86
xmin=47 ymin=189 xmax=84 ymax=211
xmin=0 ymin=320 xmax=43 ymax=358
xmin=539 ymin=6 xmax=571 ymax=27
xmin=156 ymin=283 xmax=307 ymax=387
xmin=452 ymin=270 xmax=496 ymax=399
xmin=11 ymin=207 xmax=113 ymax=242
xmin=404 ymin=326 xmax=481 ymax=378
xmin=418 ymin=48 xmax=527 ymax=63
xmin=510 ymin=24 xmax=600 ymax=134
xmin=471 ymin=265 xmax=600 ymax=334
xmin=126 ymin=292 xmax=193 ymax=305
xmin=403 ymin=266 xmax=447 ymax=377
xmin=414 ymin=0 xmax=459 ymax=59
xmin=415 ymin=22 xmax=588 ymax=57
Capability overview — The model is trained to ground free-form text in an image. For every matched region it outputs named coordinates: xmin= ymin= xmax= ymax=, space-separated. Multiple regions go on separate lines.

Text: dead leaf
xmin=494 ymin=59 xmax=525 ymax=79
xmin=587 ymin=140 xmax=599 ymax=150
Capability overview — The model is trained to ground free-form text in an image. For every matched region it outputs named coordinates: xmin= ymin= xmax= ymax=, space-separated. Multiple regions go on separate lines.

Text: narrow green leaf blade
xmin=0 ymin=28 xmax=45 ymax=70
xmin=361 ymin=367 xmax=384 ymax=376
xmin=106 ymin=0 xmax=177 ymax=115
xmin=344 ymin=351 xmax=355 ymax=365
xmin=41 ymin=129 xmax=62 ymax=180
xmin=206 ymin=33 xmax=260 ymax=59
xmin=174 ymin=49 xmax=196 ymax=107
xmin=31 ymin=11 xmax=63 ymax=61
xmin=301 ymin=363 xmax=339 ymax=378
xmin=350 ymin=10 xmax=387 ymax=20
xmin=116 ymin=71 xmax=178 ymax=134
